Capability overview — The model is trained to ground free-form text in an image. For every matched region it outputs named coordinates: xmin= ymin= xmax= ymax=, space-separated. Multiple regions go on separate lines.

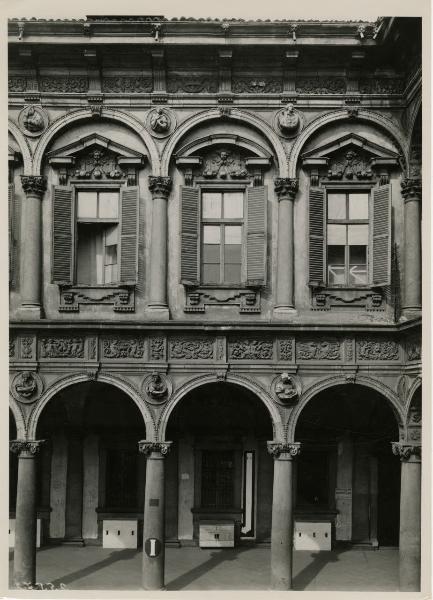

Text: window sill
xmin=58 ymin=284 xmax=135 ymax=313
xmin=184 ymin=286 xmax=262 ymax=314
xmin=310 ymin=286 xmax=385 ymax=311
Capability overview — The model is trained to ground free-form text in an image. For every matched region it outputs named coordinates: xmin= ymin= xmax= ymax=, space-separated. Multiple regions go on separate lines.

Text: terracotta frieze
xmin=20 ymin=336 xmax=35 ymax=359
xmin=296 ymin=77 xmax=346 ymax=94
xmin=296 ymin=339 xmax=341 ymax=361
xmin=40 ymin=337 xmax=85 ymax=359
xmin=359 ymin=78 xmax=404 ymax=94
xmin=228 ymin=339 xmax=274 ymax=360
xmin=169 ymin=338 xmax=214 ymax=360
xmin=232 ymin=77 xmax=282 ymax=93
xmin=357 ymin=339 xmax=399 ymax=361
xmin=278 ymin=338 xmax=293 ymax=362
xmin=167 ymin=75 xmax=218 ymax=93
xmin=102 ymin=76 xmax=153 ymax=93
xmin=102 ymin=337 xmax=145 ymax=359
xmin=149 ymin=337 xmax=166 ymax=361
xmin=39 ymin=76 xmax=88 ymax=93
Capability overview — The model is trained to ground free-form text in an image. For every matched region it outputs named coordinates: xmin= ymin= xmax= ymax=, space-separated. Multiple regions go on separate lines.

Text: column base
xmin=16 ymin=305 xmax=44 ymax=320
xmin=145 ymin=305 xmax=170 ymax=320
xmin=400 ymin=307 xmax=422 ymax=321
xmin=273 ymin=306 xmax=297 ymax=320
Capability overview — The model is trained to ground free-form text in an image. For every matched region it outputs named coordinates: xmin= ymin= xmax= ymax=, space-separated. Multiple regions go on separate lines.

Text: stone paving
xmin=9 ymin=545 xmax=400 ymax=591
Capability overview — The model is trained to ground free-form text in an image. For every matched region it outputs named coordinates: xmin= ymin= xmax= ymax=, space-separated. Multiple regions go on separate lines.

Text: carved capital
xmin=267 ymin=441 xmax=301 ymax=459
xmin=401 ymin=178 xmax=422 ymax=202
xmin=274 ymin=177 xmax=298 ymax=201
xmin=138 ymin=440 xmax=172 ymax=456
xmin=20 ymin=175 xmax=47 ymax=198
xmin=10 ymin=439 xmax=45 ymax=457
xmin=148 ymin=176 xmax=172 ymax=199
xmin=391 ymin=442 xmax=421 ymax=461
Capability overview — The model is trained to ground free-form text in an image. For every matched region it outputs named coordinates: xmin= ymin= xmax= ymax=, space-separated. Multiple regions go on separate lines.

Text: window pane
xmin=327 ymin=224 xmax=346 ymax=245
xmin=76 ymin=224 xmax=103 ymax=284
xmin=224 ymin=244 xmax=241 ymax=263
xmin=99 ymin=192 xmax=119 ymax=218
xmin=349 ymin=193 xmax=369 ymax=219
xmin=223 ymin=192 xmax=244 ymax=218
xmin=203 ymin=244 xmax=220 ymax=263
xmin=202 ymin=264 xmax=220 ymax=284
xmin=105 ymin=224 xmax=118 ymax=246
xmin=348 ymin=224 xmax=368 ymax=245
xmin=225 ymin=225 xmax=242 ymax=245
xmin=203 ymin=225 xmax=221 ymax=244
xmin=349 ymin=245 xmax=367 ymax=285
xmin=327 ymin=194 xmax=346 ymax=219
xmin=77 ymin=192 xmax=97 ymax=219
xmin=328 ymin=245 xmax=345 ymax=285
xmin=224 ymin=263 xmax=241 ymax=283
xmin=202 ymin=193 xmax=222 ymax=218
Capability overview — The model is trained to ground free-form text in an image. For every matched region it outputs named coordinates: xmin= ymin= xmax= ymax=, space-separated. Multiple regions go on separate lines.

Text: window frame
xmin=323 ymin=182 xmax=373 ymax=290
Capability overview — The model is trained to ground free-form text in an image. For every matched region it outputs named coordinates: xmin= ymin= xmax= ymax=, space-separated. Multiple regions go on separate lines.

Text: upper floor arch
xmin=8 ymin=120 xmax=32 ymax=174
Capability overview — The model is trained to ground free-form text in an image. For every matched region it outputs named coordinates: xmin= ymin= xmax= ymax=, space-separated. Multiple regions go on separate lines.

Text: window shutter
xmin=308 ymin=187 xmax=326 ymax=286
xmin=119 ymin=186 xmax=139 ymax=284
xmin=52 ymin=185 xmax=74 ymax=284
xmin=8 ymin=184 xmax=14 ymax=284
xmin=180 ymin=186 xmax=200 ymax=285
xmin=246 ymin=186 xmax=267 ymax=286
xmin=370 ymin=183 xmax=392 ymax=287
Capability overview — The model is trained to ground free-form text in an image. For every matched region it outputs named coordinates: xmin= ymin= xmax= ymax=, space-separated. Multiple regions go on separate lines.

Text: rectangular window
xmin=201 ymin=191 xmax=244 ymax=285
xmin=327 ymin=192 xmax=369 ymax=286
xmin=201 ymin=450 xmax=235 ymax=508
xmin=76 ymin=189 xmax=120 ymax=285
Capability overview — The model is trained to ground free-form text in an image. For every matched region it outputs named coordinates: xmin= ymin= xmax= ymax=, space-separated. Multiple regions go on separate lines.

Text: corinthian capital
xmin=401 ymin=178 xmax=422 ymax=202
xmin=274 ymin=177 xmax=298 ymax=200
xmin=148 ymin=176 xmax=172 ymax=199
xmin=267 ymin=441 xmax=301 ymax=459
xmin=10 ymin=439 xmax=45 ymax=457
xmin=138 ymin=440 xmax=172 ymax=456
xmin=391 ymin=442 xmax=421 ymax=461
xmin=21 ymin=175 xmax=47 ymax=198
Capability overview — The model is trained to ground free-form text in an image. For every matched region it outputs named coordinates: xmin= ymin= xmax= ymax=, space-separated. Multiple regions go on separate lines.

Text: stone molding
xmin=20 ymin=175 xmax=47 ymax=197
xmin=274 ymin=177 xmax=298 ymax=200
xmin=148 ymin=175 xmax=172 ymax=199
xmin=401 ymin=178 xmax=422 ymax=202
xmin=10 ymin=439 xmax=45 ymax=457
xmin=391 ymin=442 xmax=421 ymax=461
xmin=138 ymin=440 xmax=172 ymax=456
xmin=267 ymin=441 xmax=301 ymax=459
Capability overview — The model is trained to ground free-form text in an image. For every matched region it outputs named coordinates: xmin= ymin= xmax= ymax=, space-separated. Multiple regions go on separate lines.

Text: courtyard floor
xmin=9 ymin=545 xmax=399 ymax=591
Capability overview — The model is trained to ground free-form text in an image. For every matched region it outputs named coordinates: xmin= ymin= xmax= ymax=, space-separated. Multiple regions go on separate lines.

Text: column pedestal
xmin=10 ymin=440 xmax=45 ymax=588
xmin=267 ymin=441 xmax=301 ymax=590
xmin=392 ymin=442 xmax=421 ymax=591
xmin=139 ymin=441 xmax=172 ymax=591
xmin=401 ymin=179 xmax=422 ymax=318
xmin=273 ymin=178 xmax=298 ymax=319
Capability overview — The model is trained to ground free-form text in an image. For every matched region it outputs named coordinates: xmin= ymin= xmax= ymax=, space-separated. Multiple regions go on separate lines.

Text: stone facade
xmin=8 ymin=15 xmax=422 ymax=592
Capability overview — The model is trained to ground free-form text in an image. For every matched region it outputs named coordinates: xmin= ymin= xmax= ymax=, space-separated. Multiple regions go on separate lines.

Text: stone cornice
xmin=138 ymin=440 xmax=172 ymax=456
xmin=267 ymin=441 xmax=301 ymax=458
xmin=148 ymin=176 xmax=172 ymax=199
xmin=274 ymin=178 xmax=298 ymax=200
xmin=391 ymin=442 xmax=421 ymax=461
xmin=10 ymin=439 xmax=45 ymax=457
xmin=20 ymin=175 xmax=47 ymax=197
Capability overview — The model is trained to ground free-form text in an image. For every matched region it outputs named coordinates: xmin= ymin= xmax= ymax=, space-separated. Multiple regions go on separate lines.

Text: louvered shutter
xmin=308 ymin=187 xmax=326 ymax=286
xmin=246 ymin=186 xmax=267 ymax=286
xmin=8 ymin=184 xmax=14 ymax=283
xmin=180 ymin=186 xmax=200 ymax=285
xmin=52 ymin=185 xmax=74 ymax=284
xmin=369 ymin=184 xmax=392 ymax=287
xmin=119 ymin=186 xmax=139 ymax=284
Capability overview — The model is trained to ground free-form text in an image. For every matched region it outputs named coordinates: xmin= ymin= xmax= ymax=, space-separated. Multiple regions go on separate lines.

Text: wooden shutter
xmin=369 ymin=184 xmax=392 ymax=287
xmin=119 ymin=186 xmax=139 ymax=284
xmin=180 ymin=186 xmax=200 ymax=285
xmin=308 ymin=187 xmax=326 ymax=286
xmin=52 ymin=185 xmax=74 ymax=284
xmin=246 ymin=186 xmax=267 ymax=286
xmin=8 ymin=184 xmax=14 ymax=284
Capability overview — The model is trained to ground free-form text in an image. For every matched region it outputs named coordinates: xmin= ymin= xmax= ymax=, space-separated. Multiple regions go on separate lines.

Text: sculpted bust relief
xmin=150 ymin=108 xmax=170 ymax=133
xmin=278 ymin=104 xmax=300 ymax=134
xmin=275 ymin=372 xmax=298 ymax=402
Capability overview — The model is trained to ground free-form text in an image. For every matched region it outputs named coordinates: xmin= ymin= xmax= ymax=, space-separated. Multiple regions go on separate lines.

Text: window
xmin=327 ymin=191 xmax=369 ymax=286
xmin=105 ymin=448 xmax=138 ymax=509
xmin=201 ymin=450 xmax=234 ymax=508
xmin=76 ymin=190 xmax=119 ymax=285
xmin=201 ymin=191 xmax=244 ymax=285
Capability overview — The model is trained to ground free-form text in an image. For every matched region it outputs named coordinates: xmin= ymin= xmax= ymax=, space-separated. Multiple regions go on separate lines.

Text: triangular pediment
xmin=46 ymin=133 xmax=145 ymax=161
xmin=302 ymin=133 xmax=400 ymax=161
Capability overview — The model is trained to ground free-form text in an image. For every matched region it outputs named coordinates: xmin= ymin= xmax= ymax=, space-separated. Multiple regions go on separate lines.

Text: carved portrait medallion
xmin=146 ymin=107 xmax=176 ymax=138
xmin=272 ymin=373 xmax=301 ymax=406
xmin=274 ymin=104 xmax=303 ymax=138
xmin=142 ymin=371 xmax=172 ymax=405
xmin=18 ymin=105 xmax=49 ymax=137
xmin=11 ymin=370 xmax=43 ymax=404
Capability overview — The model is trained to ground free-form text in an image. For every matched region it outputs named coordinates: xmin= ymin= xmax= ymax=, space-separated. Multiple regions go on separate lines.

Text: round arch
xmin=160 ymin=108 xmax=288 ymax=177
xmin=406 ymin=377 xmax=422 ymax=411
xmin=27 ymin=373 xmax=154 ymax=440
xmin=158 ymin=373 xmax=284 ymax=442
xmin=288 ymin=108 xmax=408 ymax=178
xmin=8 ymin=120 xmax=33 ymax=174
xmin=32 ymin=108 xmax=160 ymax=176
xmin=9 ymin=399 xmax=26 ymax=439
xmin=407 ymin=95 xmax=422 ymax=149
xmin=286 ymin=375 xmax=404 ymax=443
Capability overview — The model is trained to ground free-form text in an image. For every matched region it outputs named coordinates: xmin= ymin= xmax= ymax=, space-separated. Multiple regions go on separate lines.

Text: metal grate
xmin=201 ymin=450 xmax=234 ymax=508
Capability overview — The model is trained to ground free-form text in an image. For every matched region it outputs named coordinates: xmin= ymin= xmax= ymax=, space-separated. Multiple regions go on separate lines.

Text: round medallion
xmin=274 ymin=104 xmax=303 ymax=139
xmin=142 ymin=371 xmax=172 ymax=405
xmin=18 ymin=105 xmax=49 ymax=137
xmin=146 ymin=107 xmax=176 ymax=138
xmin=271 ymin=373 xmax=301 ymax=406
xmin=11 ymin=371 xmax=43 ymax=404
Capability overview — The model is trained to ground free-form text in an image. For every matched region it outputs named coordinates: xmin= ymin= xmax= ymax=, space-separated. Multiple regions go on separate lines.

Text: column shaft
xmin=403 ymin=198 xmax=421 ymax=310
xmin=274 ymin=178 xmax=298 ymax=316
xmin=270 ymin=455 xmax=294 ymax=589
xmin=399 ymin=457 xmax=421 ymax=590
xmin=149 ymin=196 xmax=168 ymax=307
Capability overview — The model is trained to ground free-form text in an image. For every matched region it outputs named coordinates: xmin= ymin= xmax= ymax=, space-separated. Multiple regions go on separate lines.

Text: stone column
xmin=19 ymin=176 xmax=47 ymax=319
xmin=392 ymin=442 xmax=421 ymax=591
xmin=273 ymin=178 xmax=298 ymax=317
xmin=139 ymin=441 xmax=172 ymax=591
xmin=10 ymin=440 xmax=45 ymax=587
xmin=147 ymin=176 xmax=172 ymax=318
xmin=267 ymin=441 xmax=301 ymax=590
xmin=401 ymin=179 xmax=422 ymax=314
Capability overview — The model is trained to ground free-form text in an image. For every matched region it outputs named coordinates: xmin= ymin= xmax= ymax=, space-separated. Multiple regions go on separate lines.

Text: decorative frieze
xmin=138 ymin=441 xmax=172 ymax=456
xmin=391 ymin=442 xmax=421 ymax=461
xmin=20 ymin=336 xmax=35 ymax=359
xmin=232 ymin=77 xmax=282 ymax=93
xmin=359 ymin=78 xmax=404 ymax=94
xmin=9 ymin=76 xmax=27 ymax=92
xmin=59 ymin=287 xmax=135 ymax=313
xmin=102 ymin=77 xmax=153 ymax=93
xmin=345 ymin=338 xmax=354 ymax=362
xmin=407 ymin=341 xmax=421 ymax=361
xmin=102 ymin=337 xmax=145 ymax=359
xmin=167 ymin=75 xmax=218 ymax=93
xmin=184 ymin=289 xmax=261 ymax=314
xmin=169 ymin=338 xmax=214 ymax=360
xmin=40 ymin=337 xmax=85 ymax=359
xmin=88 ymin=338 xmax=97 ymax=360
xmin=296 ymin=339 xmax=341 ymax=361
xmin=267 ymin=442 xmax=301 ymax=458
xmin=228 ymin=339 xmax=273 ymax=360
xmin=10 ymin=440 xmax=45 ymax=457
xmin=149 ymin=337 xmax=166 ymax=361
xmin=278 ymin=338 xmax=293 ymax=361
xmin=357 ymin=340 xmax=399 ymax=361
xmin=311 ymin=289 xmax=384 ymax=311
xmin=296 ymin=77 xmax=346 ymax=94
xmin=39 ymin=76 xmax=89 ymax=93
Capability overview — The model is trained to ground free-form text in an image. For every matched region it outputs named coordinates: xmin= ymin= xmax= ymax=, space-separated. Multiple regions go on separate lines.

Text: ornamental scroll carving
xmin=167 ymin=75 xmax=218 ymax=94
xmin=228 ymin=339 xmax=274 ymax=360
xmin=278 ymin=339 xmax=293 ymax=361
xmin=170 ymin=338 xmax=214 ymax=360
xmin=103 ymin=338 xmax=145 ymax=359
xmin=9 ymin=77 xmax=27 ymax=92
xmin=39 ymin=76 xmax=88 ymax=93
xmin=296 ymin=77 xmax=346 ymax=94
xmin=359 ymin=78 xmax=404 ymax=94
xmin=296 ymin=339 xmax=341 ymax=361
xmin=232 ymin=77 xmax=282 ymax=93
xmin=102 ymin=77 xmax=153 ymax=93
xmin=357 ymin=340 xmax=399 ymax=361
xmin=40 ymin=337 xmax=85 ymax=359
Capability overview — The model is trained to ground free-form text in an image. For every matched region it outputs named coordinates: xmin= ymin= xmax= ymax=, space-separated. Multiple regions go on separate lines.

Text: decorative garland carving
xmin=296 ymin=339 xmax=341 ymax=361
xmin=232 ymin=77 xmax=282 ymax=93
xmin=167 ymin=75 xmax=218 ymax=94
xmin=357 ymin=340 xmax=399 ymax=361
xmin=391 ymin=442 xmax=421 ymax=461
xmin=40 ymin=337 xmax=85 ymax=359
xmin=20 ymin=337 xmax=34 ymax=359
xmin=10 ymin=440 xmax=45 ymax=457
xmin=39 ymin=76 xmax=89 ymax=93
xmin=267 ymin=441 xmax=301 ymax=458
xmin=170 ymin=338 xmax=214 ymax=360
xmin=184 ymin=289 xmax=261 ymax=314
xmin=149 ymin=337 xmax=165 ymax=360
xmin=59 ymin=287 xmax=135 ymax=313
xmin=228 ymin=339 xmax=273 ymax=360
xmin=138 ymin=440 xmax=172 ymax=456
xmin=296 ymin=77 xmax=346 ymax=94
xmin=102 ymin=77 xmax=153 ymax=93
xmin=278 ymin=339 xmax=293 ymax=361
xmin=102 ymin=338 xmax=145 ymax=359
